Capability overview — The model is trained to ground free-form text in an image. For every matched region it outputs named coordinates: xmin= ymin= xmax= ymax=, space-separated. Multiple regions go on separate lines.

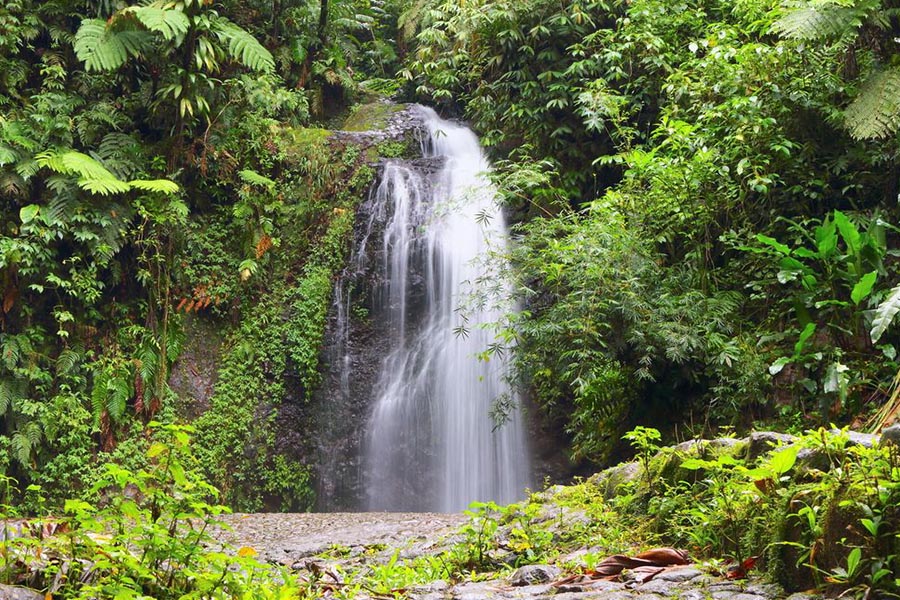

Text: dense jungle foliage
xmin=4 ymin=0 xmax=900 ymax=518
xmin=405 ymin=0 xmax=900 ymax=460
xmin=4 ymin=0 xmax=900 ymax=597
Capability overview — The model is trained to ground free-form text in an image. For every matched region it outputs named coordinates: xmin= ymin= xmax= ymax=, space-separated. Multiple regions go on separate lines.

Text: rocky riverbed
xmin=216 ymin=511 xmax=820 ymax=600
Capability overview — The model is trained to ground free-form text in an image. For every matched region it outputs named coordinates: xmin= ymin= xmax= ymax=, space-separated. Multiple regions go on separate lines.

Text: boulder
xmin=0 ymin=585 xmax=43 ymax=600
xmin=746 ymin=432 xmax=796 ymax=461
xmin=879 ymin=424 xmax=900 ymax=448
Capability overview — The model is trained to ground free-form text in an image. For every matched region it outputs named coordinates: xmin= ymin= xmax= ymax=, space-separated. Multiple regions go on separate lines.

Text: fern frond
xmin=56 ymin=348 xmax=82 ymax=375
xmin=214 ymin=22 xmax=275 ymax=73
xmin=62 ymin=151 xmax=118 ymax=180
xmin=126 ymin=6 xmax=190 ymax=40
xmin=238 ymin=169 xmax=276 ymax=191
xmin=0 ymin=379 xmax=19 ymax=414
xmin=773 ymin=4 xmax=864 ymax=40
xmin=106 ymin=373 xmax=130 ymax=422
xmin=844 ymin=67 xmax=900 ymax=139
xmin=0 ymin=145 xmax=18 ymax=167
xmin=74 ymin=18 xmax=150 ymax=71
xmin=45 ymin=194 xmax=75 ymax=225
xmin=128 ymin=179 xmax=180 ymax=194
xmin=871 ymin=282 xmax=900 ymax=342
xmin=12 ymin=430 xmax=34 ymax=467
xmin=1 ymin=335 xmax=21 ymax=370
xmin=91 ymin=369 xmax=108 ymax=426
xmin=78 ymin=176 xmax=131 ymax=195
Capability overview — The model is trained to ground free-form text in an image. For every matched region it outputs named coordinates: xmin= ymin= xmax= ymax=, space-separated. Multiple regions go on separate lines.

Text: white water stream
xmin=363 ymin=107 xmax=531 ymax=512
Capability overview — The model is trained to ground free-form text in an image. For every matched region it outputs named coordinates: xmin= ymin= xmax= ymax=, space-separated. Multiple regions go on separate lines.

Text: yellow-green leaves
xmin=35 ymin=150 xmax=179 ymax=196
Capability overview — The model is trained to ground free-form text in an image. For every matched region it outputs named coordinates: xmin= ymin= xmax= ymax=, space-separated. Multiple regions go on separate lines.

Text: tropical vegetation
xmin=3 ymin=0 xmax=900 ymax=596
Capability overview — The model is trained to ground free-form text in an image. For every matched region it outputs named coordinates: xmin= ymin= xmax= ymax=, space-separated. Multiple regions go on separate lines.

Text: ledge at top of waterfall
xmin=353 ymin=105 xmax=533 ymax=513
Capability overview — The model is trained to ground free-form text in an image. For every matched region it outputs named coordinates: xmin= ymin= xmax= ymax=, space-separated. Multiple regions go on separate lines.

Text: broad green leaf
xmin=19 ymin=204 xmax=39 ymax=224
xmin=834 ymin=210 xmax=860 ymax=255
xmin=847 ymin=547 xmax=861 ymax=577
xmin=769 ymin=356 xmax=791 ymax=376
xmin=871 ymin=283 xmax=900 ymax=342
xmin=756 ymin=234 xmax=790 ymax=255
xmin=851 ymin=270 xmax=877 ymax=305
xmin=767 ymin=445 xmax=798 ymax=475
xmin=815 ymin=218 xmax=838 ymax=258
xmin=823 ymin=361 xmax=849 ymax=395
xmin=794 ymin=322 xmax=816 ymax=356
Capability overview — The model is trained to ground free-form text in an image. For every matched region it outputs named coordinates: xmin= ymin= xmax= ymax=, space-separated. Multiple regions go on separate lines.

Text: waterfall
xmin=360 ymin=106 xmax=532 ymax=512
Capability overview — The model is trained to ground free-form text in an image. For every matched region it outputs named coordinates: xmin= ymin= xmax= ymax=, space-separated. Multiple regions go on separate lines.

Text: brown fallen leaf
xmin=726 ymin=555 xmax=759 ymax=580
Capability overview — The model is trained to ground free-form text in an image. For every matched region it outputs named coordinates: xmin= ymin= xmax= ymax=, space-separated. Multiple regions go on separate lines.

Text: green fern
xmin=56 ymin=348 xmax=83 ymax=375
xmin=772 ymin=3 xmax=865 ymax=40
xmin=107 ymin=373 xmax=130 ymax=422
xmin=74 ymin=18 xmax=150 ymax=72
xmin=128 ymin=179 xmax=180 ymax=194
xmin=238 ymin=169 xmax=277 ymax=191
xmin=10 ymin=420 xmax=43 ymax=467
xmin=36 ymin=150 xmax=180 ymax=196
xmin=214 ymin=22 xmax=275 ymax=74
xmin=0 ymin=379 xmax=19 ymax=414
xmin=0 ymin=145 xmax=17 ymax=167
xmin=126 ymin=6 xmax=190 ymax=40
xmin=844 ymin=67 xmax=900 ymax=139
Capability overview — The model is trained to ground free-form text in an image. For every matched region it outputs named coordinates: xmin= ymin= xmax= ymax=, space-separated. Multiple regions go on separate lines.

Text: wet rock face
xmin=309 ymin=107 xmax=441 ymax=511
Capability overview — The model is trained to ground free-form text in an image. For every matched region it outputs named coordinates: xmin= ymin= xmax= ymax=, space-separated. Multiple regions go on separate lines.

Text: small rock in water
xmin=509 ymin=564 xmax=561 ymax=586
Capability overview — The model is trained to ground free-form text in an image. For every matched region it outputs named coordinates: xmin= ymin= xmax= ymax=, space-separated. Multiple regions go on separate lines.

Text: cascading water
xmin=361 ymin=106 xmax=532 ymax=512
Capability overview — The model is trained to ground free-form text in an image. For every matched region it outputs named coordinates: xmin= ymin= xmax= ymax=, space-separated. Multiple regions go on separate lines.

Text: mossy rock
xmin=648 ymin=438 xmax=746 ymax=486
xmin=276 ymin=126 xmax=332 ymax=159
xmin=588 ymin=461 xmax=641 ymax=499
xmin=342 ymin=102 xmax=406 ymax=132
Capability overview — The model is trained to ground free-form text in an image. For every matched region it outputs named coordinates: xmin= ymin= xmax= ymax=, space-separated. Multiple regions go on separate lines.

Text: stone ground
xmin=216 ymin=513 xmax=821 ymax=600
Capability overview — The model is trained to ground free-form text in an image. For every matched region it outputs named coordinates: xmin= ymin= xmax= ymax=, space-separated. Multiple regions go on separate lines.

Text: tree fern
xmin=214 ymin=22 xmax=275 ymax=73
xmin=871 ymin=282 xmax=900 ymax=342
xmin=128 ymin=179 xmax=180 ymax=194
xmin=126 ymin=6 xmax=190 ymax=41
xmin=772 ymin=3 xmax=865 ymax=40
xmin=844 ymin=67 xmax=900 ymax=139
xmin=36 ymin=150 xmax=180 ymax=196
xmin=74 ymin=18 xmax=150 ymax=72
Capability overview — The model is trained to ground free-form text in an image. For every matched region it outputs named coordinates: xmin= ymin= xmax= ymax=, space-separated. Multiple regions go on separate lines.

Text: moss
xmin=342 ymin=102 xmax=405 ymax=131
xmin=276 ymin=126 xmax=332 ymax=158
